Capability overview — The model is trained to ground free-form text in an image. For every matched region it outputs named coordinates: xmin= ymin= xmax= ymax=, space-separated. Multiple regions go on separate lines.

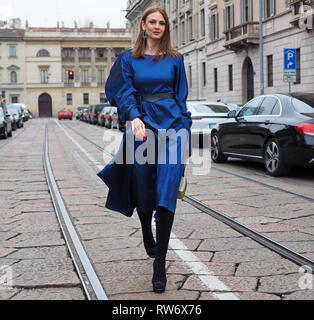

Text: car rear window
xmin=96 ymin=104 xmax=109 ymax=112
xmin=292 ymin=98 xmax=314 ymax=117
xmin=193 ymin=104 xmax=229 ymax=113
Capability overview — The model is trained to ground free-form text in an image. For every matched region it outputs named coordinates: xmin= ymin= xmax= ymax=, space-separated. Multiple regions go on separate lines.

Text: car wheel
xmin=211 ymin=133 xmax=228 ymax=163
xmin=264 ymin=138 xmax=290 ymax=177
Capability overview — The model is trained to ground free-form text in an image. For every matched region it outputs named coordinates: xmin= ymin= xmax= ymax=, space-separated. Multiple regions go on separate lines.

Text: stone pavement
xmin=0 ymin=118 xmax=313 ymax=300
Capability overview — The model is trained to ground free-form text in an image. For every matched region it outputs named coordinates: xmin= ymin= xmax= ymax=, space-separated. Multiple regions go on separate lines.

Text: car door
xmin=221 ymin=97 xmax=264 ymax=155
xmin=253 ymin=96 xmax=281 ymax=157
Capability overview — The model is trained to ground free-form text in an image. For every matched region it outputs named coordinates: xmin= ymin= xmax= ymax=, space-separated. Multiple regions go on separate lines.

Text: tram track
xmin=43 ymin=124 xmax=108 ymax=300
xmin=60 ymin=121 xmax=314 ymax=272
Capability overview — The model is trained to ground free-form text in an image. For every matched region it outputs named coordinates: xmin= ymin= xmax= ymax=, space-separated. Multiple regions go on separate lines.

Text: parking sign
xmin=284 ymin=48 xmax=297 ymax=83
xmin=284 ymin=49 xmax=297 ymax=70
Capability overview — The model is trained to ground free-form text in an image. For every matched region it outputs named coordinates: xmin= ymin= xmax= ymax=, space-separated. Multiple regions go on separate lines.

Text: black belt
xmin=140 ymin=92 xmax=175 ymax=102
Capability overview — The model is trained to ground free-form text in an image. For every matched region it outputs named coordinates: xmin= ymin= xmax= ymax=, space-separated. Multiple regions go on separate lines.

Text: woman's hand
xmin=131 ymin=117 xmax=146 ymax=141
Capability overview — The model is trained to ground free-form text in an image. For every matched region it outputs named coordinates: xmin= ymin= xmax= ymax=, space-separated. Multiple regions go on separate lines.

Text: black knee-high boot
xmin=137 ymin=210 xmax=156 ymax=258
xmin=152 ymin=206 xmax=174 ymax=293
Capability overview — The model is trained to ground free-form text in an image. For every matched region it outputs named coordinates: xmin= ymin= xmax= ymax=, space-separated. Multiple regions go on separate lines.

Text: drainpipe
xmin=259 ymin=0 xmax=264 ymax=95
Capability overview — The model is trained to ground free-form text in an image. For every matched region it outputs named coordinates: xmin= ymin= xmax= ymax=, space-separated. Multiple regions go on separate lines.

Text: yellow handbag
xmin=177 ymin=176 xmax=187 ymax=199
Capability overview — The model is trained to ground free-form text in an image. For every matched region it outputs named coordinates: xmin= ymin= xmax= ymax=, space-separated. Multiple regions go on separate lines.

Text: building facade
xmin=0 ymin=24 xmax=131 ymax=117
xmin=126 ymin=0 xmax=314 ymax=104
xmin=0 ymin=29 xmax=26 ymax=104
xmin=24 ymin=25 xmax=131 ymax=117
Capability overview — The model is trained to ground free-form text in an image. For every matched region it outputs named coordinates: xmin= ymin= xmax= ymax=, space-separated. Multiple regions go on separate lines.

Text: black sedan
xmin=211 ymin=93 xmax=314 ymax=176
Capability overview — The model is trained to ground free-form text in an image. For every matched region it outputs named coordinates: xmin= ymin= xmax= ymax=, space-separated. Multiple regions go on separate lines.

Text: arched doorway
xmin=242 ymin=57 xmax=255 ymax=104
xmin=38 ymin=93 xmax=52 ymax=117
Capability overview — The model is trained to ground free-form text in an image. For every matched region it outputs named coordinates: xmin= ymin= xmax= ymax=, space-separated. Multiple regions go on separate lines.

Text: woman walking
xmin=97 ymin=5 xmax=191 ymax=293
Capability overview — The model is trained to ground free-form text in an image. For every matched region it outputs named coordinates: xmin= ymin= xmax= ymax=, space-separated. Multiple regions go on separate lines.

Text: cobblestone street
xmin=0 ymin=119 xmax=313 ymax=300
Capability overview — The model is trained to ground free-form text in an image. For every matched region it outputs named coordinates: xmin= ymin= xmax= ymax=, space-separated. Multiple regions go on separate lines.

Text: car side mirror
xmin=228 ymin=110 xmax=237 ymax=118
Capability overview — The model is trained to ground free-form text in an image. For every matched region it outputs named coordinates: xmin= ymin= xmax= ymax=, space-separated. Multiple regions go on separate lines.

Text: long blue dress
xmin=97 ymin=49 xmax=192 ymax=217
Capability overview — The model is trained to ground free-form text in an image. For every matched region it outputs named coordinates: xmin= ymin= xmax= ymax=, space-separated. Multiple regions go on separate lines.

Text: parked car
xmin=211 ymin=93 xmax=314 ymax=176
xmin=58 ymin=108 xmax=73 ymax=120
xmin=8 ymin=103 xmax=31 ymax=121
xmin=187 ymin=101 xmax=230 ymax=148
xmin=104 ymin=106 xmax=118 ymax=128
xmin=97 ymin=105 xmax=111 ymax=127
xmin=80 ymin=107 xmax=89 ymax=122
xmin=7 ymin=104 xmax=24 ymax=128
xmin=88 ymin=103 xmax=109 ymax=124
xmin=75 ymin=106 xmax=86 ymax=119
xmin=0 ymin=106 xmax=13 ymax=139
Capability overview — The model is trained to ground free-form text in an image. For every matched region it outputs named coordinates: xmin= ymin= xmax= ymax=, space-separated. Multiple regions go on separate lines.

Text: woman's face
xmin=142 ymin=11 xmax=166 ymax=41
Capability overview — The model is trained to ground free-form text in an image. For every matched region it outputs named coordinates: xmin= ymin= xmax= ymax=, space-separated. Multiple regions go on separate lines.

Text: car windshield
xmin=77 ymin=107 xmax=85 ymax=111
xmin=292 ymin=97 xmax=314 ymax=118
xmin=96 ymin=104 xmax=108 ymax=112
xmin=193 ymin=104 xmax=229 ymax=113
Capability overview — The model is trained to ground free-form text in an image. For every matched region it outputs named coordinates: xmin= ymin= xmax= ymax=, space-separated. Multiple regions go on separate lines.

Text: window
xmin=267 ymin=55 xmax=273 ymax=87
xmin=257 ymin=97 xmax=278 ymax=115
xmin=11 ymin=96 xmax=18 ymax=103
xmin=10 ymin=71 xmax=17 ymax=83
xmin=80 ymin=48 xmax=90 ymax=57
xmin=81 ymin=70 xmax=89 ymax=84
xmin=188 ymin=16 xmax=193 ymax=41
xmin=224 ymin=4 xmax=234 ymax=30
xmin=271 ymin=101 xmax=280 ymax=115
xmin=63 ymin=48 xmax=73 ymax=57
xmin=100 ymin=92 xmax=106 ymax=103
xmin=181 ymin=21 xmax=185 ymax=44
xmin=96 ymin=49 xmax=105 ymax=58
xmin=265 ymin=0 xmax=276 ymax=18
xmin=228 ymin=64 xmax=233 ymax=91
xmin=209 ymin=12 xmax=219 ymax=41
xmin=83 ymin=93 xmax=89 ymax=105
xmin=66 ymin=93 xmax=72 ymax=105
xmin=189 ymin=65 xmax=192 ymax=88
xmin=240 ymin=0 xmax=253 ymax=23
xmin=37 ymin=49 xmax=50 ymax=57
xmin=295 ymin=48 xmax=301 ymax=84
xmin=9 ymin=45 xmax=17 ymax=57
xmin=202 ymin=62 xmax=206 ymax=87
xmin=98 ymin=69 xmax=105 ymax=84
xmin=214 ymin=68 xmax=218 ymax=92
xmin=200 ymin=9 xmax=205 ymax=37
xmin=40 ymin=70 xmax=49 ymax=84
xmin=239 ymin=97 xmax=264 ymax=116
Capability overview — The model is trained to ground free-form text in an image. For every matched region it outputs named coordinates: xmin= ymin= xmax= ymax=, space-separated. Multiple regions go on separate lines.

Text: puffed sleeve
xmin=105 ymin=50 xmax=141 ymax=124
xmin=175 ymin=55 xmax=191 ymax=120
xmin=174 ymin=55 xmax=192 ymax=156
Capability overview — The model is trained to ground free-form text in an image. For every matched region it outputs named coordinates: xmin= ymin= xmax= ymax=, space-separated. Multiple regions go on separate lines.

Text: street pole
xmin=259 ymin=0 xmax=264 ymax=95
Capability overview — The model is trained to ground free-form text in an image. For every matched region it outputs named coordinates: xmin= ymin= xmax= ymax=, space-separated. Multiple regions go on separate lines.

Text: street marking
xmin=56 ymin=120 xmax=241 ymax=300
xmin=55 ymin=120 xmax=104 ymax=170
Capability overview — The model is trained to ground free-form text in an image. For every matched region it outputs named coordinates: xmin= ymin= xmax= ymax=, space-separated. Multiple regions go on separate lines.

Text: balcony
xmin=224 ymin=22 xmax=259 ymax=51
xmin=95 ymin=57 xmax=107 ymax=63
xmin=81 ymin=82 xmax=90 ymax=87
xmin=62 ymin=56 xmax=74 ymax=62
xmin=64 ymin=82 xmax=74 ymax=87
xmin=79 ymin=57 xmax=91 ymax=63
xmin=289 ymin=0 xmax=314 ymax=29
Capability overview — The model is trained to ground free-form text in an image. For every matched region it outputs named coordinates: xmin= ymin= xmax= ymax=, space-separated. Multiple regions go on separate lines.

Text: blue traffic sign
xmin=284 ymin=48 xmax=296 ymax=70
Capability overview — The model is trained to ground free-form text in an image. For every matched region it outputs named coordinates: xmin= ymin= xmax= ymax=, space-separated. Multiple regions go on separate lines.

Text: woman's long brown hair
xmin=132 ymin=5 xmax=182 ymax=61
